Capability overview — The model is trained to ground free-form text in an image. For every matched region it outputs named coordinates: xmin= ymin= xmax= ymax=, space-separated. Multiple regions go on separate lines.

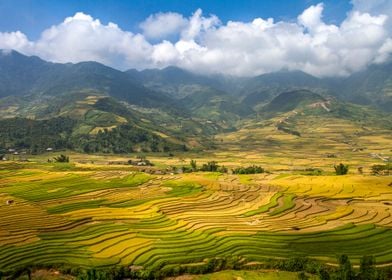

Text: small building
xmin=46 ymin=148 xmax=54 ymax=152
xmin=6 ymin=200 xmax=14 ymax=205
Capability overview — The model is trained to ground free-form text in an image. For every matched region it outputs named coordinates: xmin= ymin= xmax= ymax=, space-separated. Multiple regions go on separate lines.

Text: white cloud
xmin=0 ymin=31 xmax=31 ymax=52
xmin=375 ymin=38 xmax=392 ymax=63
xmin=181 ymin=9 xmax=220 ymax=40
xmin=0 ymin=4 xmax=391 ymax=77
xmin=298 ymin=3 xmax=325 ymax=32
xmin=352 ymin=0 xmax=392 ymax=17
xmin=151 ymin=40 xmax=179 ymax=66
xmin=140 ymin=12 xmax=187 ymax=39
xmin=32 ymin=12 xmax=154 ymax=69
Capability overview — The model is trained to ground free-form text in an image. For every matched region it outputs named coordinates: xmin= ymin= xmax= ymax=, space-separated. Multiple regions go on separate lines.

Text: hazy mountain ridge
xmin=338 ymin=63 xmax=392 ymax=112
xmin=1 ymin=50 xmax=391 ymax=112
xmin=0 ymin=50 xmax=173 ymax=109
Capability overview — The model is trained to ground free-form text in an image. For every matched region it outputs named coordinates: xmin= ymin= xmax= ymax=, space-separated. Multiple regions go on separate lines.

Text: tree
xmin=190 ymin=159 xmax=197 ymax=171
xmin=232 ymin=165 xmax=264 ymax=174
xmin=53 ymin=154 xmax=69 ymax=163
xmin=11 ymin=267 xmax=31 ymax=280
xmin=318 ymin=268 xmax=330 ymax=280
xmin=337 ymin=254 xmax=354 ymax=280
xmin=200 ymin=161 xmax=219 ymax=172
xmin=298 ymin=271 xmax=309 ymax=280
xmin=359 ymin=255 xmax=377 ymax=280
xmin=334 ymin=163 xmax=349 ymax=175
xmin=217 ymin=165 xmax=228 ymax=173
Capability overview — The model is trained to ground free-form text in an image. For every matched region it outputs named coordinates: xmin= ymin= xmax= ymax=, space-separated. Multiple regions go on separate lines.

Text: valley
xmin=0 ymin=51 xmax=391 ymax=279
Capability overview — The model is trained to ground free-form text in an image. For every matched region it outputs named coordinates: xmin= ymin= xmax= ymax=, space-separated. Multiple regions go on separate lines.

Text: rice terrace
xmin=1 ymin=0 xmax=392 ymax=279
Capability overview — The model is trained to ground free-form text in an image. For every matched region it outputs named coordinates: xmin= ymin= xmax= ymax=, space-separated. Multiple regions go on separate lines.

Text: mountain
xmin=126 ymin=66 xmax=227 ymax=99
xmin=3 ymin=50 xmax=392 ymax=114
xmin=126 ymin=66 xmax=253 ymax=123
xmin=0 ymin=50 xmax=390 ymax=154
xmin=177 ymin=87 xmax=253 ymax=123
xmin=0 ymin=51 xmax=223 ymax=153
xmin=261 ymin=90 xmax=327 ymax=114
xmin=239 ymin=66 xmax=392 ymax=113
xmin=0 ymin=50 xmax=53 ymax=98
xmin=0 ymin=50 xmax=172 ymax=108
xmin=263 ymin=90 xmax=392 ymax=137
xmin=238 ymin=70 xmax=330 ymax=111
xmin=336 ymin=62 xmax=392 ymax=112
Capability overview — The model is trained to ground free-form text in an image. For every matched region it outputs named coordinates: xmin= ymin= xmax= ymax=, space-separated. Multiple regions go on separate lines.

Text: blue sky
xmin=0 ymin=0 xmax=352 ymax=39
xmin=0 ymin=0 xmax=390 ymax=77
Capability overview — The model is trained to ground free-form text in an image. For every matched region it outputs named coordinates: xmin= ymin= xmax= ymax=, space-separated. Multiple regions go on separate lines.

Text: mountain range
xmin=0 ymin=50 xmax=391 ymax=154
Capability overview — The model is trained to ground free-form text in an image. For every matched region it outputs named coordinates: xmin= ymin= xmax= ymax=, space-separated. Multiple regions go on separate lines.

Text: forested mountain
xmin=0 ymin=50 xmax=172 ymax=108
xmin=0 ymin=50 xmax=391 ymax=154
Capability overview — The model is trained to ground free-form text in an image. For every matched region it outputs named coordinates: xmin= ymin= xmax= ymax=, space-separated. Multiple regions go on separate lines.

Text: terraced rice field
xmin=0 ymin=162 xmax=392 ymax=272
xmin=214 ymin=115 xmax=392 ymax=172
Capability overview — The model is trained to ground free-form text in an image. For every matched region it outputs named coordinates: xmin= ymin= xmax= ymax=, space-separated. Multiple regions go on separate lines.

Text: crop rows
xmin=0 ymin=169 xmax=391 ymax=271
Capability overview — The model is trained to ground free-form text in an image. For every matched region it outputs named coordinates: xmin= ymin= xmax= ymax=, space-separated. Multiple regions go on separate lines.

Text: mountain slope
xmin=337 ymin=62 xmax=392 ymax=112
xmin=0 ymin=50 xmax=391 ymax=155
xmin=0 ymin=50 xmax=53 ymax=98
xmin=0 ymin=50 xmax=172 ymax=108
xmin=238 ymin=70 xmax=331 ymax=111
xmin=261 ymin=90 xmax=327 ymax=114
xmin=126 ymin=66 xmax=226 ymax=99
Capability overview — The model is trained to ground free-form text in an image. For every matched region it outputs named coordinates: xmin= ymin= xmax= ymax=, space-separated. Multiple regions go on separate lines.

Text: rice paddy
xmin=0 ymin=158 xmax=391 ymax=273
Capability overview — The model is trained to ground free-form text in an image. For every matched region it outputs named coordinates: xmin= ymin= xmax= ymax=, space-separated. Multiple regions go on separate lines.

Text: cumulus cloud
xmin=352 ymin=0 xmax=392 ymax=17
xmin=0 ymin=3 xmax=391 ymax=77
xmin=298 ymin=3 xmax=325 ymax=32
xmin=0 ymin=31 xmax=31 ymax=52
xmin=140 ymin=12 xmax=187 ymax=39
xmin=181 ymin=9 xmax=220 ymax=40
xmin=351 ymin=0 xmax=392 ymax=35
xmin=33 ymin=12 xmax=155 ymax=69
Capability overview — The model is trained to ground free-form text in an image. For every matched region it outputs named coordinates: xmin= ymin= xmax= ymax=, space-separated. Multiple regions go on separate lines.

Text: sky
xmin=0 ymin=0 xmax=392 ymax=77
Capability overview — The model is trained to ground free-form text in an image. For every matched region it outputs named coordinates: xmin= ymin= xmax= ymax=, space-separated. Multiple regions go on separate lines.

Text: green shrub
xmin=302 ymin=168 xmax=323 ymax=175
xmin=53 ymin=154 xmax=69 ymax=163
xmin=371 ymin=164 xmax=391 ymax=175
xmin=200 ymin=161 xmax=219 ymax=172
xmin=232 ymin=165 xmax=264 ymax=174
xmin=334 ymin=163 xmax=349 ymax=175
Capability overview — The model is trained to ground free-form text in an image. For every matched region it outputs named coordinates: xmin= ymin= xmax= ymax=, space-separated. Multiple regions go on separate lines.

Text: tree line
xmin=0 ymin=117 xmax=186 ymax=154
xmin=1 ymin=254 xmax=390 ymax=280
xmin=180 ymin=160 xmax=265 ymax=174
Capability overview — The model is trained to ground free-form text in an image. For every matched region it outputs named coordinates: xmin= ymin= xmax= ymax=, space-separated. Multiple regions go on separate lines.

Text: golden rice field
xmin=212 ymin=115 xmax=392 ymax=172
xmin=0 ymin=159 xmax=391 ymax=273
